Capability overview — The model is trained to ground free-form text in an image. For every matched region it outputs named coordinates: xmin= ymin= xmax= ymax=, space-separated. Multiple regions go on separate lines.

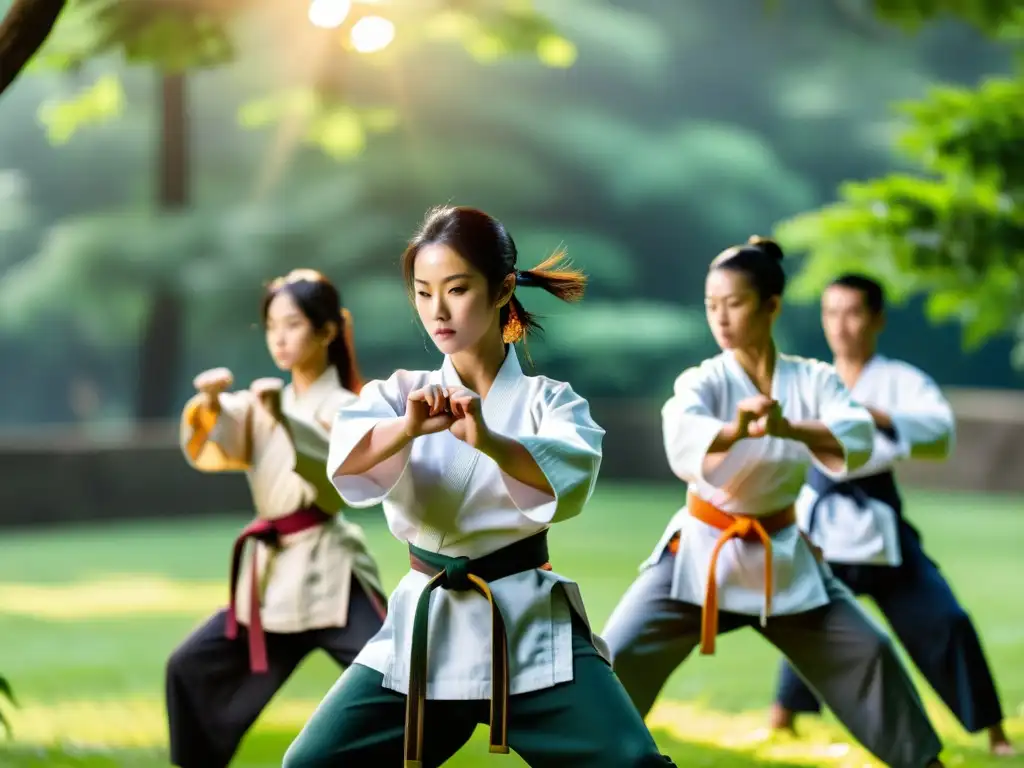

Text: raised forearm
xmin=701 ymin=423 xmax=741 ymax=476
xmin=479 ymin=433 xmax=553 ymax=494
xmin=202 ymin=391 xmax=223 ymax=416
xmin=786 ymin=420 xmax=845 ymax=472
xmin=333 ymin=417 xmax=412 ymax=477
xmin=865 ymin=406 xmax=893 ymax=431
xmin=707 ymin=423 xmax=741 ymax=454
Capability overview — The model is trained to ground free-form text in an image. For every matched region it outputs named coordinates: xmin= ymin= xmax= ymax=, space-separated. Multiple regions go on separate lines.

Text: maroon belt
xmin=225 ymin=506 xmax=332 ymax=673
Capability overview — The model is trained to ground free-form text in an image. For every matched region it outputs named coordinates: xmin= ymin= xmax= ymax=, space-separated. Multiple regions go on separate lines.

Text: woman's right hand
xmin=405 ymin=385 xmax=456 ymax=438
xmin=193 ymin=367 xmax=233 ymax=411
xmin=731 ymin=394 xmax=778 ymax=440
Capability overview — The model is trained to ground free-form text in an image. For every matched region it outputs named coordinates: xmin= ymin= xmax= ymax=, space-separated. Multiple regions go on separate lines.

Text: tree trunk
xmin=0 ymin=0 xmax=67 ymax=97
xmin=135 ymin=71 xmax=188 ymax=421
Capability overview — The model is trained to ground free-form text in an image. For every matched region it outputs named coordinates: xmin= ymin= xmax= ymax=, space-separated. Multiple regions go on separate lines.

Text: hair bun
xmin=747 ymin=235 xmax=783 ymax=263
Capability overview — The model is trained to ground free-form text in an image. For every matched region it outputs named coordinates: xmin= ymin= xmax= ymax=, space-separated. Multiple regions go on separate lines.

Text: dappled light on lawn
xmin=4 ymin=695 xmax=1021 ymax=766
xmin=649 ymin=700 xmax=863 ymax=766
xmin=3 ymin=696 xmax=322 ymax=748
xmin=647 ymin=699 xmax=1024 ymax=768
xmin=1 ymin=487 xmax=1021 ymax=766
xmin=0 ymin=576 xmax=223 ymax=620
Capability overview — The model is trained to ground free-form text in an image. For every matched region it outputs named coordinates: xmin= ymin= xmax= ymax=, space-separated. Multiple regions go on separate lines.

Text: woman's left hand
xmin=748 ymin=400 xmax=791 ymax=439
xmin=251 ymin=377 xmax=286 ymax=422
xmin=447 ymin=388 xmax=493 ymax=450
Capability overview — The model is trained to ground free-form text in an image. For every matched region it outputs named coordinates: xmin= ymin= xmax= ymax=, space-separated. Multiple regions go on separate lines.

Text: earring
xmin=502 ymin=303 xmax=524 ymax=344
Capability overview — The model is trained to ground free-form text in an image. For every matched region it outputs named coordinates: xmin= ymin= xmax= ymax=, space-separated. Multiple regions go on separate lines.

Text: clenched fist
xmin=193 ymin=367 xmax=233 ymax=412
xmin=404 ymin=385 xmax=456 ymax=438
xmin=733 ymin=394 xmax=790 ymax=439
xmin=251 ymin=377 xmax=285 ymax=423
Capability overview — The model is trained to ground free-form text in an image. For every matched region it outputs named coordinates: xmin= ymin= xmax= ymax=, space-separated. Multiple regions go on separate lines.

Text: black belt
xmin=404 ymin=530 xmax=551 ymax=767
xmin=805 ymin=466 xmax=903 ymax=535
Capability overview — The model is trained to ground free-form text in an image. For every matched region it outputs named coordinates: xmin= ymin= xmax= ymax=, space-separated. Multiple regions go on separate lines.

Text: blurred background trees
xmin=0 ymin=0 xmax=1018 ymax=428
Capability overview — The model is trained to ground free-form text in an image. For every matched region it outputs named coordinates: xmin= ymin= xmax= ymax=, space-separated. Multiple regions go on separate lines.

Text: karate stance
xmin=167 ymin=270 xmax=387 ymax=768
xmin=603 ymin=238 xmax=946 ymax=768
xmin=283 ymin=206 xmax=675 ymax=768
xmin=769 ymin=273 xmax=1013 ymax=757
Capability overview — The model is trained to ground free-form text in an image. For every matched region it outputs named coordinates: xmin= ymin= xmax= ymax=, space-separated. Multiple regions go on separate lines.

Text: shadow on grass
xmin=240 ymin=729 xmax=1024 ymax=768
xmin=3 ymin=717 xmax=1016 ymax=768
xmin=235 ymin=725 xmax=812 ymax=768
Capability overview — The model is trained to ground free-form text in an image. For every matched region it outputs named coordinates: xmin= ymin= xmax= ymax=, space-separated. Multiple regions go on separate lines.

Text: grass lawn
xmin=0 ymin=482 xmax=1022 ymax=767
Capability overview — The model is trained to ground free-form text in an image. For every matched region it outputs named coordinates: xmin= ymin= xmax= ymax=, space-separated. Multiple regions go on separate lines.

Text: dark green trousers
xmin=283 ymin=616 xmax=675 ymax=768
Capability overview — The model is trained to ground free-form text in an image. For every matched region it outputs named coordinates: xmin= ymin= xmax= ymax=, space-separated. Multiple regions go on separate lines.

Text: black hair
xmin=709 ymin=235 xmax=786 ymax=301
xmin=401 ymin=205 xmax=586 ymax=344
xmin=829 ymin=273 xmax=885 ymax=315
xmin=261 ymin=269 xmax=363 ymax=393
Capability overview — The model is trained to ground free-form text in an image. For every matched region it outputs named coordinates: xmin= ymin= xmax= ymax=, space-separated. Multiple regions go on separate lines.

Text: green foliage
xmin=32 ymin=0 xmax=237 ymax=73
xmin=779 ymin=72 xmax=1024 ymax=362
xmin=896 ymin=76 xmax=1024 ymax=184
xmin=399 ymin=0 xmax=569 ymax=63
xmin=251 ymin=1 xmax=572 ymax=157
xmin=0 ymin=209 xmax=215 ymax=345
xmin=0 ymin=174 xmax=403 ymax=348
xmin=775 ymin=0 xmax=1024 ymax=366
xmin=26 ymin=0 xmax=239 ymax=140
xmin=867 ymin=0 xmax=1024 ymax=37
xmin=37 ymin=73 xmax=124 ymax=143
xmin=536 ymin=300 xmax=707 ymax=381
xmin=28 ymin=0 xmax=568 ymax=166
xmin=238 ymin=88 xmax=400 ymax=161
xmin=6 ymin=0 xmax=1020 ymax=420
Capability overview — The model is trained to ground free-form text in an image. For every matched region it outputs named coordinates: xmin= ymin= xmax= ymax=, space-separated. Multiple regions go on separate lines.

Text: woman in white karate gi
xmin=770 ymin=273 xmax=1013 ymax=756
xmin=601 ymin=237 xmax=947 ymax=768
xmin=167 ymin=270 xmax=388 ymax=768
xmin=283 ymin=206 xmax=674 ymax=768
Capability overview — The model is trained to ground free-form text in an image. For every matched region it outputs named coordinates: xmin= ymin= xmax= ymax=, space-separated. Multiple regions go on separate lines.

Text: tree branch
xmin=0 ymin=0 xmax=68 ymax=97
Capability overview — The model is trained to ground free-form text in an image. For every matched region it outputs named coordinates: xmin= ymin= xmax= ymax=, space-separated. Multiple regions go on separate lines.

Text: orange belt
xmin=669 ymin=492 xmax=796 ymax=655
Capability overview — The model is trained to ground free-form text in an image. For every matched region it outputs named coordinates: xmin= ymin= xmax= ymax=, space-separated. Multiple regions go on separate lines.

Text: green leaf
xmin=867 ymin=0 xmax=1024 ymax=37
xmin=36 ymin=72 xmax=125 ymax=144
xmin=237 ymin=88 xmax=399 ymax=160
xmin=33 ymin=0 xmax=240 ymax=73
xmin=779 ymin=165 xmax=1023 ymax=355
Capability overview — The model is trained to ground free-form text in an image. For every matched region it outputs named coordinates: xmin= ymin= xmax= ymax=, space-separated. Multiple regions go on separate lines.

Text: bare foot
xmin=768 ymin=703 xmax=797 ymax=734
xmin=989 ymin=723 xmax=1015 ymax=756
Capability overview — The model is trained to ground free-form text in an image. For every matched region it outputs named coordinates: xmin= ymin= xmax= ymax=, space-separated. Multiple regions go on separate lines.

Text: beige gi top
xmin=180 ymin=366 xmax=386 ymax=633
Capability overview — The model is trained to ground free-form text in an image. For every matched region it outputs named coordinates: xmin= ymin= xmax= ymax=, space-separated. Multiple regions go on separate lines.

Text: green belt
xmin=404 ymin=530 xmax=551 ymax=768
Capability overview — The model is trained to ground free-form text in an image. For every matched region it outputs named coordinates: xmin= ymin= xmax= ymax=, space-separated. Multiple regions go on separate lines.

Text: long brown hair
xmin=400 ymin=206 xmax=586 ymax=350
xmin=261 ymin=269 xmax=364 ymax=393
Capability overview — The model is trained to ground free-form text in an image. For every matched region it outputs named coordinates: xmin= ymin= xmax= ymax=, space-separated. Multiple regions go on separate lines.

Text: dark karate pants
xmin=775 ymin=524 xmax=1004 ymax=734
xmin=282 ymin=614 xmax=677 ymax=768
xmin=165 ymin=581 xmax=384 ymax=768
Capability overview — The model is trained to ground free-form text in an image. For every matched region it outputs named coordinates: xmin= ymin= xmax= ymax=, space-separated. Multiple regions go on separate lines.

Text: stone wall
xmin=0 ymin=388 xmax=1020 ymax=530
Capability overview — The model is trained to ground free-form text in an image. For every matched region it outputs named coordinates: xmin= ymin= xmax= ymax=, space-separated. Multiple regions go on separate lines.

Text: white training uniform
xmin=325 ymin=346 xmax=608 ymax=700
xmin=643 ymin=350 xmax=875 ymax=617
xmin=796 ymin=354 xmax=955 ymax=566
xmin=180 ymin=366 xmax=385 ymax=633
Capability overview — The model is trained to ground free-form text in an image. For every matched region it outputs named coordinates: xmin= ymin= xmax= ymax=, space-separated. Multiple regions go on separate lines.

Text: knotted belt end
xmin=686 ymin=492 xmax=794 ymax=657
xmin=405 ymin=531 xmax=547 ymax=766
